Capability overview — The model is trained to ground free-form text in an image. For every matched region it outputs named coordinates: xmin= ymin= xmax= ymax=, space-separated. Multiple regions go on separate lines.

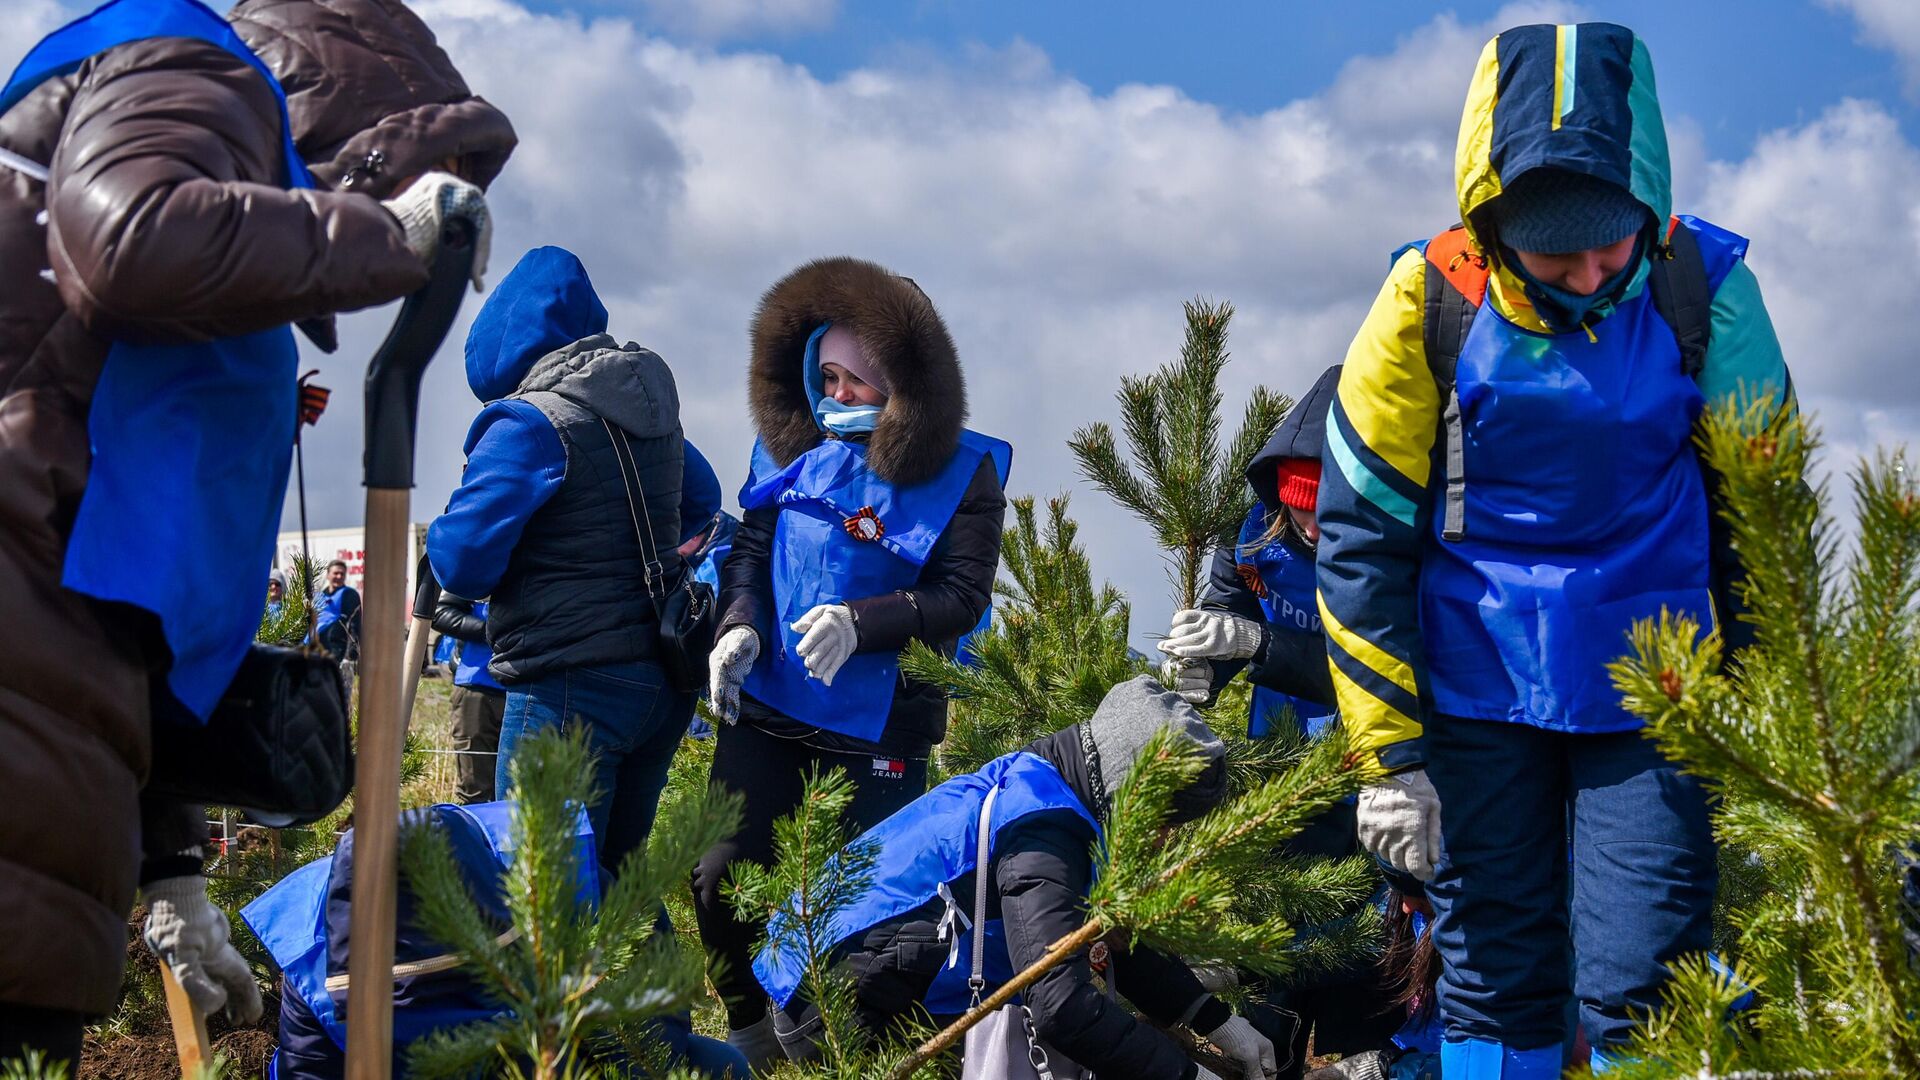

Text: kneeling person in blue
xmin=697 ymin=258 xmax=1009 ymax=1066
xmin=427 ymin=246 xmax=719 ymax=877
xmin=757 ymin=677 xmax=1276 ymax=1080
xmin=242 ymin=801 xmax=745 ymax=1079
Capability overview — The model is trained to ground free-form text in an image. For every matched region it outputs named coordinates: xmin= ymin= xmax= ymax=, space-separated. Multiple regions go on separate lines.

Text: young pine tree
xmin=1068 ymin=298 xmax=1290 ymax=611
xmin=1609 ymin=402 xmax=1920 ymax=1076
xmin=400 ymin=727 xmax=742 ymax=1080
xmin=726 ymin=767 xmax=928 ymax=1079
xmin=902 ymin=493 xmax=1148 ymax=775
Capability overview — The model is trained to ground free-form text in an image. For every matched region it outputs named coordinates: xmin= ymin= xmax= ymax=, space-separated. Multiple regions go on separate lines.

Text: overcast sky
xmin=8 ymin=0 xmax=1920 ymax=648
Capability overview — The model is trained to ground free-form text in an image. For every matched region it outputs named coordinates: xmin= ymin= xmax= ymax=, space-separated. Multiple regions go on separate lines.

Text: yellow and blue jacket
xmin=1316 ymin=23 xmax=1794 ymax=770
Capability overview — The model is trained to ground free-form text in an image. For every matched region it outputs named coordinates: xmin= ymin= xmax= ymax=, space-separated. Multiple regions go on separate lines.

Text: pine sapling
xmin=1068 ymin=299 xmax=1290 ymax=610
xmin=1608 ymin=401 xmax=1920 ymax=1076
xmin=400 ymin=727 xmax=742 ymax=1080
xmin=903 ymin=493 xmax=1146 ymax=774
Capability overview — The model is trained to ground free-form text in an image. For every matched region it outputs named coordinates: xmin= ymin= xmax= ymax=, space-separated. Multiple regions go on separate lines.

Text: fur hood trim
xmin=749 ymin=257 xmax=966 ymax=486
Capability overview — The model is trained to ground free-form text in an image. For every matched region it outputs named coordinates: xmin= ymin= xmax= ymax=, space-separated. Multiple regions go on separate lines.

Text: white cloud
xmin=1823 ymin=0 xmax=1920 ymax=96
xmin=0 ymin=0 xmax=77 ymax=71
xmin=1695 ymin=96 xmax=1920 ymax=473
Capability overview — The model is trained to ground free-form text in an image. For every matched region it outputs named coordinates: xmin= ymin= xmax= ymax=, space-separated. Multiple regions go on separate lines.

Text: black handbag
xmin=603 ymin=418 xmax=718 ymax=693
xmin=147 ymin=642 xmax=353 ymax=827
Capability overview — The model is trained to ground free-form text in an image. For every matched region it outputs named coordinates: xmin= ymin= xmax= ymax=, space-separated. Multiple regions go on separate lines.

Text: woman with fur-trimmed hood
xmin=696 ymin=258 xmax=1009 ymax=1065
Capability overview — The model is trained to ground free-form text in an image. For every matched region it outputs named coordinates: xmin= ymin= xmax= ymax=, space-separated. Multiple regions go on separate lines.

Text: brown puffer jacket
xmin=0 ymin=0 xmax=514 ymax=1016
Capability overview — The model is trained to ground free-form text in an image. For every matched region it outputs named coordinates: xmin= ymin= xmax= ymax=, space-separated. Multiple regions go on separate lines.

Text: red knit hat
xmin=1275 ymin=458 xmax=1322 ymax=512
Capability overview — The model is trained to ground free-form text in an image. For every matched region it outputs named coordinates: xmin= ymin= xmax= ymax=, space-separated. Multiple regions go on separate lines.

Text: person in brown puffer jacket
xmin=0 ymin=0 xmax=515 ymax=1066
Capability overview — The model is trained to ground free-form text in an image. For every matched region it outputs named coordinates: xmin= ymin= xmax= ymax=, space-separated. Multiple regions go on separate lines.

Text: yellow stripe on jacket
xmin=1315 ymin=249 xmax=1439 ymax=769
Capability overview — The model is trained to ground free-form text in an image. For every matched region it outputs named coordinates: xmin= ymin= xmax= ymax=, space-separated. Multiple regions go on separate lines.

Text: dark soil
xmin=79 ymin=1029 xmax=274 ymax=1080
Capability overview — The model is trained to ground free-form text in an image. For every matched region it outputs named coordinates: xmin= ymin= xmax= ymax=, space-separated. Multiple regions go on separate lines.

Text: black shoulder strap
xmin=1423 ymin=256 xmax=1476 ymax=542
xmin=1649 ymin=221 xmax=1713 ymax=379
xmin=600 ymin=417 xmax=667 ymax=600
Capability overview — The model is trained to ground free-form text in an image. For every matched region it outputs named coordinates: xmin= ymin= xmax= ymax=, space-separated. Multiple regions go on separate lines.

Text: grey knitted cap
xmin=1080 ymin=675 xmax=1227 ymax=820
xmin=1493 ymin=167 xmax=1649 ymax=255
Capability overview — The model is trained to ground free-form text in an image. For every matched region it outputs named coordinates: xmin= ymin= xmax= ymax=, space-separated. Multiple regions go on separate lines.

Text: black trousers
xmin=691 ymin=721 xmax=927 ymax=1028
xmin=0 ymin=1004 xmax=84 ymax=1075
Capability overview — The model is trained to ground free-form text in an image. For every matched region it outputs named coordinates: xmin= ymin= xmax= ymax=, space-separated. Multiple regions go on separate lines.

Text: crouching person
xmin=242 ymin=802 xmax=745 ymax=1079
xmin=756 ymin=677 xmax=1280 ymax=1080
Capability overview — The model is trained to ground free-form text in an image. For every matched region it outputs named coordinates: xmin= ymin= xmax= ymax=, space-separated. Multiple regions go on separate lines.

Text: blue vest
xmin=754 ymin=751 xmax=1096 ymax=1014
xmin=1234 ymin=507 xmax=1337 ymax=739
xmin=241 ymin=802 xmax=597 ymax=1078
xmin=2 ymin=0 xmax=316 ymax=722
xmin=740 ymin=430 xmax=1012 ymax=743
xmin=956 ymin=605 xmax=992 ymax=667
xmin=452 ymin=601 xmax=502 ymax=691
xmin=1418 ymin=219 xmax=1746 ymax=732
xmin=312 ymin=587 xmax=356 ymax=651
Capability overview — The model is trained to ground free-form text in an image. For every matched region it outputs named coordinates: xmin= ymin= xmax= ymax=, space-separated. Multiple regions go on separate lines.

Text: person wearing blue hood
xmin=693 ymin=257 xmax=1009 ymax=1067
xmin=427 ymin=245 xmax=717 ymax=877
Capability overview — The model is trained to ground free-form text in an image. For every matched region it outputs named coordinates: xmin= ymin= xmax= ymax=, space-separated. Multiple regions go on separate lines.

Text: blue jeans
xmin=1423 ymin=716 xmax=1716 ymax=1054
xmin=497 ymin=660 xmax=691 ymax=874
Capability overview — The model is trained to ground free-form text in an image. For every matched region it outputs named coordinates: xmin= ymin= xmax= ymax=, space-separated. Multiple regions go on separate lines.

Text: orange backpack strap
xmin=1423 ymin=225 xmax=1490 ymax=308
xmin=1421 ymin=225 xmax=1483 ymax=541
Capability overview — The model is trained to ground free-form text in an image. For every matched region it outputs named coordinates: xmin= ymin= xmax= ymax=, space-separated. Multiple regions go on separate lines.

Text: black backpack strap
xmin=1649 ymin=220 xmax=1713 ymax=379
xmin=1423 ymin=256 xmax=1476 ymax=542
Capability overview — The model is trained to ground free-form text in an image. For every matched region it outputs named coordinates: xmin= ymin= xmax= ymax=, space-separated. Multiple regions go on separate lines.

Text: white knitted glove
xmin=1357 ymin=769 xmax=1444 ymax=883
xmin=1159 ymin=608 xmax=1264 ymax=662
xmin=1195 ymin=1067 xmax=1226 ymax=1080
xmin=793 ymin=604 xmax=858 ymax=686
xmin=380 ymin=170 xmax=491 ymax=292
xmin=142 ymin=875 xmax=263 ymax=1024
xmin=1161 ymin=656 xmax=1213 ymax=705
xmin=709 ymin=626 xmax=759 ymax=725
xmin=1206 ymin=1013 xmax=1279 ymax=1079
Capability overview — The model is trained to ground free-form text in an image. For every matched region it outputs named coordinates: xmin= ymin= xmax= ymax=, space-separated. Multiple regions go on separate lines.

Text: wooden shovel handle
xmin=158 ymin=962 xmax=212 ymax=1078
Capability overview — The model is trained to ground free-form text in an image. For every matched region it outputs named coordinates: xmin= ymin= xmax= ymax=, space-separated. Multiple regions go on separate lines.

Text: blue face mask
xmin=1502 ymin=231 xmax=1648 ymax=335
xmin=815 ymin=396 xmax=884 ymax=434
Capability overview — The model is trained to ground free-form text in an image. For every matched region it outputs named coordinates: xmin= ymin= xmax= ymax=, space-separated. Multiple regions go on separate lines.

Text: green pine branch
xmin=1069 ymin=299 xmax=1289 ymax=611
xmin=1608 ymin=401 xmax=1920 ymax=1076
xmin=885 ymin=724 xmax=1374 ymax=1078
xmin=399 ymin=727 xmax=742 ymax=1080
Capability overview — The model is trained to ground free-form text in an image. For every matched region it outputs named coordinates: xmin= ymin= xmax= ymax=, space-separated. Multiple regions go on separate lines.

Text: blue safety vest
xmin=755 ymin=751 xmax=1096 ymax=1015
xmin=1418 ymin=219 xmax=1747 ymax=732
xmin=1233 ymin=507 xmax=1337 ymax=739
xmin=451 ymin=601 xmax=502 ymax=691
xmin=241 ymin=802 xmax=597 ymax=1078
xmin=740 ymin=430 xmax=1012 ymax=743
xmin=312 ymin=586 xmax=358 ymax=653
xmin=1 ymin=0 xmax=316 ymax=722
